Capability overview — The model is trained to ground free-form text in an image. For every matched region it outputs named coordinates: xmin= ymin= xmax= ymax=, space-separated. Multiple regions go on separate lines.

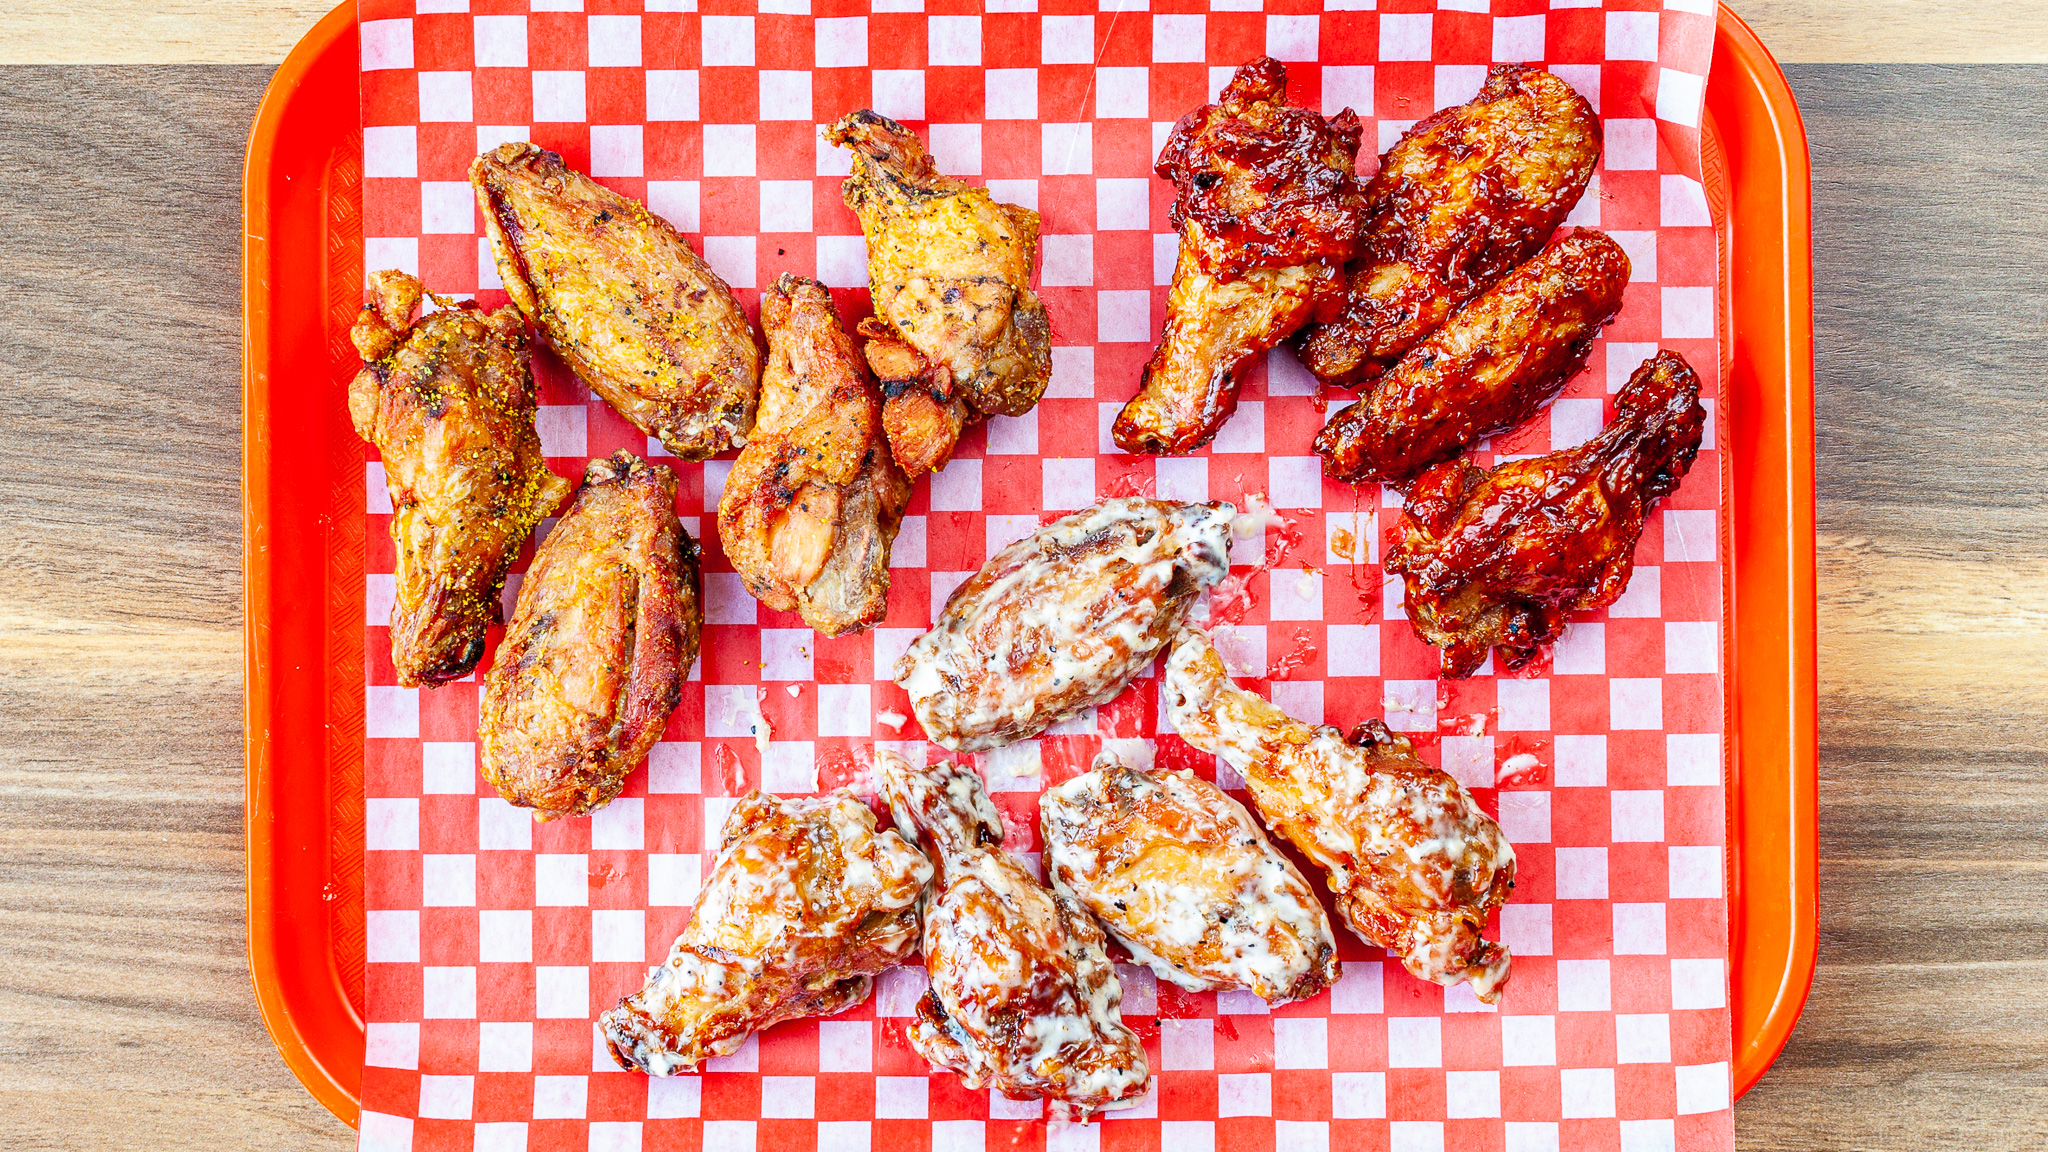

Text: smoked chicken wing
xmin=1163 ymin=628 xmax=1518 ymax=1000
xmin=348 ymin=270 xmax=571 ymax=688
xmin=1114 ymin=57 xmax=1363 ymax=455
xmin=602 ymin=790 xmax=933 ymax=1074
xmin=1390 ymin=350 xmax=1707 ymax=678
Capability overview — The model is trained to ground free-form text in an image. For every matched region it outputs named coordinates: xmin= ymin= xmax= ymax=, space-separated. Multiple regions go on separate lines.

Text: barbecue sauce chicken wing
xmin=1114 ymin=57 xmax=1364 ymax=455
xmin=826 ymin=111 xmax=1051 ymax=479
xmin=1164 ymin=629 xmax=1518 ymax=1000
xmin=1298 ymin=65 xmax=1602 ymax=386
xmin=877 ymin=754 xmax=1151 ymax=1116
xmin=602 ymin=790 xmax=933 ymax=1075
xmin=479 ymin=452 xmax=701 ymax=820
xmin=472 ymin=142 xmax=760 ymax=459
xmin=349 ymin=270 xmax=571 ymax=688
xmin=717 ymin=274 xmax=911 ymax=636
xmin=1041 ymin=752 xmax=1339 ymax=1004
xmin=1390 ymin=351 xmax=1707 ymax=678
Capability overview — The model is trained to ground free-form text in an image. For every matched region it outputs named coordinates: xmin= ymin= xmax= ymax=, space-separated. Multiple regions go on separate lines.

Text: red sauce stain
xmin=1104 ymin=470 xmax=1156 ymax=499
xmin=1152 ymin=734 xmax=1213 ymax=779
xmin=1155 ymin=982 xmax=1209 ymax=1019
xmin=815 ymin=745 xmax=859 ymax=792
xmin=1270 ymin=626 xmax=1320 ymax=680
xmin=589 ymin=859 xmax=627 ymax=888
xmin=1215 ymin=1017 xmax=1241 ymax=1043
xmin=1496 ymin=735 xmax=1552 ymax=788
xmin=714 ymin=743 xmax=748 ymax=796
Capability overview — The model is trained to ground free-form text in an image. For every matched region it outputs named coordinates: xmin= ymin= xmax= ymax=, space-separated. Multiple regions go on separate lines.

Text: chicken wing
xmin=478 ymin=452 xmax=701 ymax=820
xmin=1390 ymin=351 xmax=1707 ymax=678
xmin=1163 ymin=628 xmax=1518 ymax=1000
xmin=1315 ymin=229 xmax=1630 ymax=486
xmin=825 ymin=111 xmax=1050 ymax=478
xmin=877 ymin=753 xmax=1151 ymax=1116
xmin=1040 ymin=752 xmax=1338 ymax=1003
xmin=348 ymin=270 xmax=571 ymax=688
xmin=717 ymin=274 xmax=911 ymax=636
xmin=1114 ymin=57 xmax=1363 ymax=455
xmin=895 ymin=498 xmax=1235 ymax=752
xmin=602 ymin=789 xmax=933 ymax=1074
xmin=472 ymin=142 xmax=760 ymax=460
xmin=1298 ymin=65 xmax=1601 ymax=386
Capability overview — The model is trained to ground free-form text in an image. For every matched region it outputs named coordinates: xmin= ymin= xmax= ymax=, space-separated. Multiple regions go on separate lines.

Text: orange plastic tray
xmin=242 ymin=1 xmax=1816 ymax=1126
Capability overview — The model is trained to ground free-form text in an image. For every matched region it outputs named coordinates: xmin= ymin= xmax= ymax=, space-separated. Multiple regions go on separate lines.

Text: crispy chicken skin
xmin=1298 ymin=65 xmax=1602 ymax=386
xmin=602 ymin=790 xmax=933 ymax=1075
xmin=895 ymin=498 xmax=1235 ymax=752
xmin=1041 ymin=752 xmax=1339 ymax=1004
xmin=877 ymin=753 xmax=1151 ymax=1116
xmin=1114 ymin=57 xmax=1364 ymax=455
xmin=825 ymin=111 xmax=1051 ymax=478
xmin=1390 ymin=351 xmax=1706 ymax=678
xmin=717 ymin=274 xmax=911 ymax=636
xmin=472 ymin=142 xmax=760 ymax=459
xmin=348 ymin=270 xmax=571 ymax=688
xmin=1164 ymin=628 xmax=1518 ymax=1001
xmin=1315 ymin=229 xmax=1631 ymax=486
xmin=478 ymin=452 xmax=701 ymax=820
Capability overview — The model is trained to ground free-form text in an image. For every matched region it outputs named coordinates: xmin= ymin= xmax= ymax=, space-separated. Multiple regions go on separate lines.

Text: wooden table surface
xmin=2 ymin=3 xmax=2044 ymax=1148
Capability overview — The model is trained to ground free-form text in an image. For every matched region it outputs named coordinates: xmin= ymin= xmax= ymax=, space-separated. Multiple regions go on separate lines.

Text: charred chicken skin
xmin=826 ymin=110 xmax=1051 ymax=479
xmin=472 ymin=142 xmax=760 ymax=460
xmin=1315 ymin=229 xmax=1630 ymax=486
xmin=717 ymin=274 xmax=911 ymax=636
xmin=1114 ymin=57 xmax=1364 ymax=455
xmin=1390 ymin=350 xmax=1707 ymax=678
xmin=1298 ymin=65 xmax=1602 ymax=386
xmin=348 ymin=270 xmax=571 ymax=688
xmin=478 ymin=452 xmax=701 ymax=820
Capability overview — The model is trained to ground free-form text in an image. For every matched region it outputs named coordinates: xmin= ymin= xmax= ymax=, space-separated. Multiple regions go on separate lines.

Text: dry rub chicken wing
xmin=479 ymin=452 xmax=701 ymax=820
xmin=717 ymin=274 xmax=911 ymax=636
xmin=602 ymin=790 xmax=933 ymax=1074
xmin=348 ymin=270 xmax=571 ymax=688
xmin=1041 ymin=752 xmax=1338 ymax=1003
xmin=1164 ymin=628 xmax=1518 ymax=1000
xmin=472 ymin=142 xmax=760 ymax=459
xmin=1114 ymin=57 xmax=1363 ymax=455
xmin=1298 ymin=65 xmax=1601 ymax=386
xmin=1390 ymin=350 xmax=1706 ymax=678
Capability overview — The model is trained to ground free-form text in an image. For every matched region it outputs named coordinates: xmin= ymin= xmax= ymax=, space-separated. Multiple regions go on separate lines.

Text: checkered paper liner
xmin=354 ymin=2 xmax=1733 ymax=1150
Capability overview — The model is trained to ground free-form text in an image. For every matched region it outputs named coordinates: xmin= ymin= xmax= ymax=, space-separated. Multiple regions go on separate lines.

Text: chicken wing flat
xmin=895 ymin=498 xmax=1235 ymax=752
xmin=1390 ymin=351 xmax=1707 ymax=678
xmin=603 ymin=789 xmax=933 ymax=1075
xmin=1315 ymin=229 xmax=1630 ymax=486
xmin=717 ymin=274 xmax=911 ymax=636
xmin=348 ymin=270 xmax=571 ymax=688
xmin=826 ymin=111 xmax=1051 ymax=478
xmin=877 ymin=753 xmax=1150 ymax=1116
xmin=472 ymin=142 xmax=760 ymax=459
xmin=1114 ymin=57 xmax=1363 ymax=455
xmin=478 ymin=452 xmax=701 ymax=820
xmin=1041 ymin=752 xmax=1338 ymax=1004
xmin=1164 ymin=628 xmax=1518 ymax=1000
xmin=1298 ymin=65 xmax=1601 ymax=386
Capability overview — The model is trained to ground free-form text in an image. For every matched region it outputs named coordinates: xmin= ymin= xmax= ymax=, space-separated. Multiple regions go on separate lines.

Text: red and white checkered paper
xmin=355 ymin=2 xmax=1732 ymax=1150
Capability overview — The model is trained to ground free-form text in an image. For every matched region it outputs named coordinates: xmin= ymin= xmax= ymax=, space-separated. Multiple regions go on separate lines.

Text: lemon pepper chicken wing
xmin=472 ymin=142 xmax=760 ymax=459
xmin=602 ymin=790 xmax=933 ymax=1074
xmin=348 ymin=270 xmax=571 ymax=688
xmin=1391 ymin=351 xmax=1707 ymax=678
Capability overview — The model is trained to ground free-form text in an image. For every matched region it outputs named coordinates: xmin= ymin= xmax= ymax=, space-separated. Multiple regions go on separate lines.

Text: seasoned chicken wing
xmin=895 ymin=498 xmax=1235 ymax=752
xmin=472 ymin=142 xmax=760 ymax=459
xmin=1164 ymin=628 xmax=1518 ymax=1000
xmin=717 ymin=274 xmax=911 ymax=636
xmin=478 ymin=452 xmax=701 ymax=820
xmin=826 ymin=111 xmax=1051 ymax=478
xmin=1041 ymin=752 xmax=1338 ymax=1003
xmin=877 ymin=753 xmax=1151 ymax=1116
xmin=1298 ymin=65 xmax=1601 ymax=386
xmin=1315 ymin=229 xmax=1630 ymax=486
xmin=602 ymin=790 xmax=933 ymax=1075
xmin=348 ymin=270 xmax=570 ymax=688
xmin=1391 ymin=351 xmax=1707 ymax=678
xmin=1114 ymin=57 xmax=1363 ymax=455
